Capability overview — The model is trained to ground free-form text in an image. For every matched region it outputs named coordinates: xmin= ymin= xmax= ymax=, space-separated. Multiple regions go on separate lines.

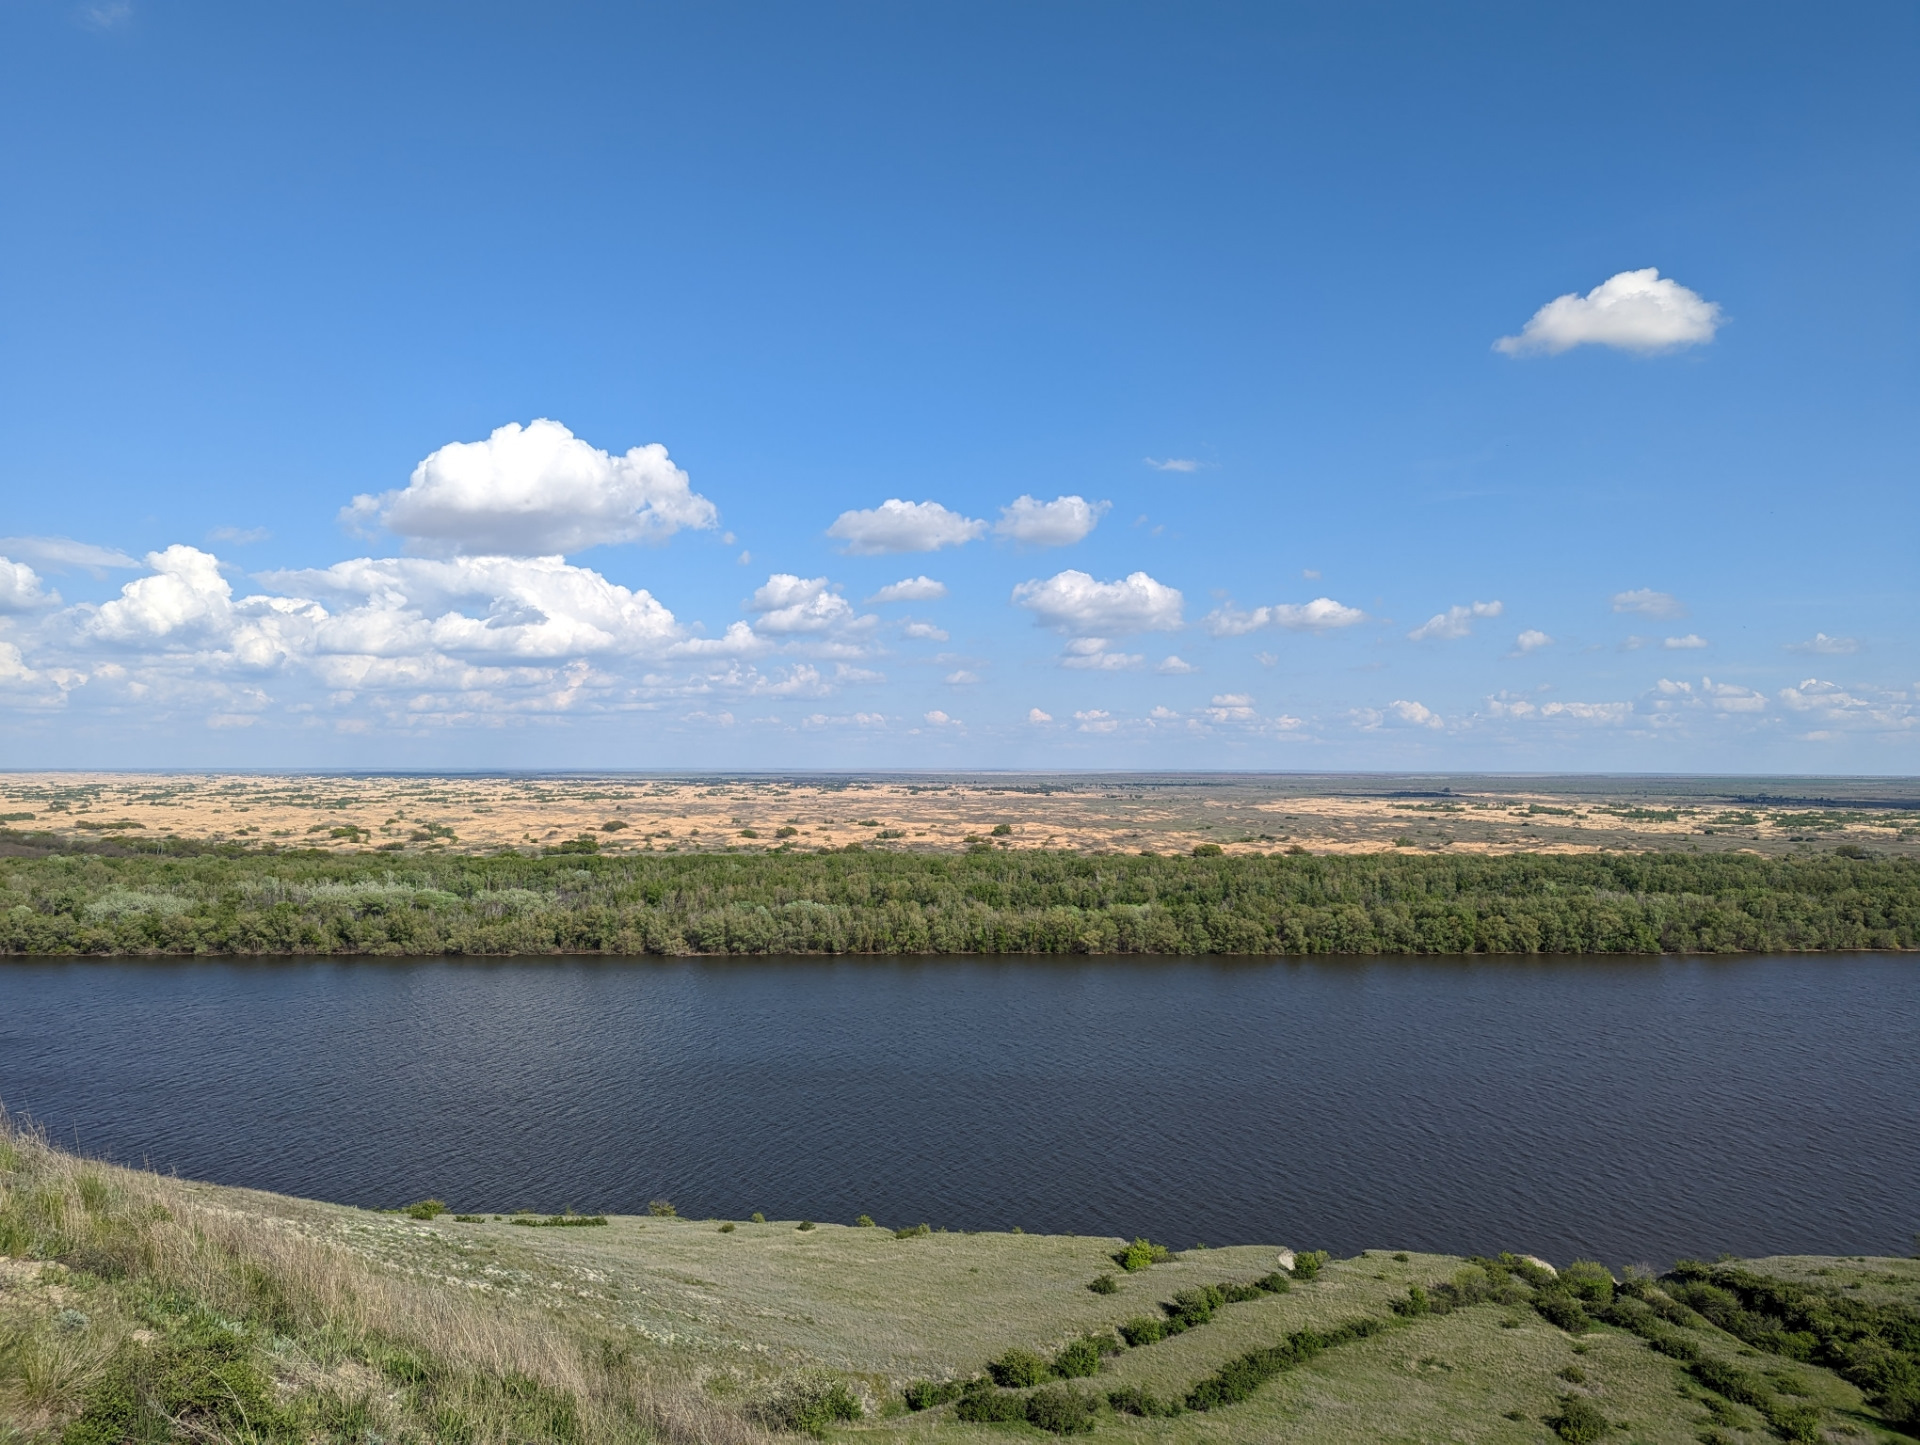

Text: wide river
xmin=3 ymin=954 xmax=1915 ymax=1267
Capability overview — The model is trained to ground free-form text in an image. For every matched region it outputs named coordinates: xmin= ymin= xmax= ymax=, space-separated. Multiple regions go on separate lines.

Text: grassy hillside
xmin=1 ymin=842 xmax=1915 ymax=955
xmin=4 ymin=1117 xmax=1919 ymax=1442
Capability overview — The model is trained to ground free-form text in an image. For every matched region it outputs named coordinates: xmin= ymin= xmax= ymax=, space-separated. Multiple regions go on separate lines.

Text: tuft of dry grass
xmin=0 ymin=1110 xmax=774 ymax=1444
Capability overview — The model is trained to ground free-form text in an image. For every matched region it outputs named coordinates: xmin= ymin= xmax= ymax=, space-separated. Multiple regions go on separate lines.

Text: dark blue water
xmin=2 ymin=955 xmax=1916 ymax=1268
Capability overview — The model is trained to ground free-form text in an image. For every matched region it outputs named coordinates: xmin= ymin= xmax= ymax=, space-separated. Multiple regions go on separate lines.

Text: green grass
xmin=0 ymin=844 xmax=1914 ymax=955
xmin=5 ymin=1118 xmax=1918 ymax=1443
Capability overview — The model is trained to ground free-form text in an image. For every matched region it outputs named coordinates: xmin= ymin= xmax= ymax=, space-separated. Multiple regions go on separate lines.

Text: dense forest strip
xmin=1 ymin=839 xmax=1913 ymax=956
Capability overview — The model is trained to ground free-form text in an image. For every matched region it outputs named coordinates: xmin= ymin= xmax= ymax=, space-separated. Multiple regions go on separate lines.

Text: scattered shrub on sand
xmin=1088 ymin=1273 xmax=1118 ymax=1295
xmin=987 ymin=1348 xmax=1051 ymax=1389
xmin=404 ymin=1199 xmax=447 ymax=1220
xmin=1025 ymin=1385 xmax=1100 ymax=1435
xmin=753 ymin=1374 xmax=862 ymax=1436
xmin=1546 ymin=1393 xmax=1610 ymax=1442
xmin=1115 ymin=1238 xmax=1171 ymax=1272
xmin=1191 ymin=843 xmax=1224 ymax=857
xmin=990 ymin=824 xmax=1012 ymax=837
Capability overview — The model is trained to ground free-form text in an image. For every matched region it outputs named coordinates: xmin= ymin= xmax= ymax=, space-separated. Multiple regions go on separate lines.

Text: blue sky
xmin=0 ymin=1 xmax=1913 ymax=770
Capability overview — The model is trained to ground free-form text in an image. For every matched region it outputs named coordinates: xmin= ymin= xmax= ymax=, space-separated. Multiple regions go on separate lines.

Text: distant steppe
xmin=4 ymin=771 xmax=1918 ymax=859
xmin=5 ymin=1119 xmax=1919 ymax=1443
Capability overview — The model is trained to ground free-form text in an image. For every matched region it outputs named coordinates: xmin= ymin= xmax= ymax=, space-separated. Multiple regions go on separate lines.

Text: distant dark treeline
xmin=0 ymin=843 xmax=1913 ymax=956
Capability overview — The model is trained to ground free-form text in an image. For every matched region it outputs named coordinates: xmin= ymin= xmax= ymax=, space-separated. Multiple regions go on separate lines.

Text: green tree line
xmin=0 ymin=843 xmax=1913 ymax=956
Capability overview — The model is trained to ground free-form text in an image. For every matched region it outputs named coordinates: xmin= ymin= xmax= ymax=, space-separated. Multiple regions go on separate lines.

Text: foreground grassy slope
xmin=5 ymin=1119 xmax=1919 ymax=1442
xmin=2 ymin=845 xmax=1915 ymax=955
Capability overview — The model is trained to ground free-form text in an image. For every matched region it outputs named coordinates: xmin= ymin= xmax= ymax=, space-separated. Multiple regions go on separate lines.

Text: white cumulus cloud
xmin=1408 ymin=600 xmax=1502 ymax=642
xmin=827 ymin=499 xmax=984 ymax=555
xmin=1612 ymin=588 xmax=1685 ymax=618
xmin=1012 ymin=569 xmax=1183 ymax=636
xmin=1202 ymin=597 xmax=1366 ymax=637
xmin=1156 ymin=655 xmax=1197 ymax=674
xmin=867 ymin=576 xmax=947 ymax=603
xmin=342 ymin=419 xmax=718 ymax=557
xmin=1664 ymin=634 xmax=1708 ymax=650
xmin=746 ymin=575 xmax=859 ymax=636
xmin=1390 ymin=699 xmax=1443 ymax=729
xmin=1060 ymin=638 xmax=1144 ymax=670
xmin=1074 ymin=709 xmax=1117 ymax=733
xmin=1496 ymin=268 xmax=1722 ymax=356
xmin=1027 ymin=707 xmax=1053 ymax=724
xmin=1514 ymin=629 xmax=1553 ymax=653
xmin=902 ymin=621 xmax=949 ymax=642
xmin=994 ymin=494 xmax=1109 ymax=546
xmin=0 ymin=558 xmax=57 ymax=613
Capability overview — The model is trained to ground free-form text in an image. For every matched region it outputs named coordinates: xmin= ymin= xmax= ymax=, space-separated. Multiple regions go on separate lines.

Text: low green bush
xmin=1050 ymin=1335 xmax=1112 ymax=1379
xmin=1024 ymin=1385 xmax=1100 ymax=1435
xmin=855 ymin=1214 xmax=876 ymax=1227
xmin=1115 ymin=1237 xmax=1171 ymax=1271
xmin=1546 ymin=1393 xmax=1609 ymax=1442
xmin=451 ymin=1213 xmax=484 ymax=1224
xmin=404 ymin=1199 xmax=447 ymax=1220
xmin=754 ymin=1375 xmax=862 ymax=1437
xmin=750 ymin=1211 xmax=766 ymax=1223
xmin=1118 ymin=1317 xmax=1165 ymax=1347
xmin=904 ymin=1379 xmax=969 ymax=1410
xmin=1532 ymin=1287 xmax=1592 ymax=1333
xmin=1290 ymin=1250 xmax=1328 ymax=1281
xmin=507 ymin=1212 xmax=608 ymax=1227
xmin=718 ymin=1222 xmax=735 ymax=1233
xmin=1107 ymin=1385 xmax=1183 ymax=1417
xmin=1165 ymin=1285 xmax=1225 ymax=1329
xmin=647 ymin=1199 xmax=677 ymax=1217
xmin=1185 ymin=1317 xmax=1387 ymax=1410
xmin=955 ymin=1389 xmax=1028 ymax=1424
xmin=894 ymin=1222 xmax=931 ymax=1239
xmin=1087 ymin=1273 xmax=1118 ymax=1295
xmin=987 ymin=1347 xmax=1050 ymax=1389
xmin=1191 ymin=843 xmax=1224 ymax=857
xmin=1562 ymin=1259 xmax=1616 ymax=1306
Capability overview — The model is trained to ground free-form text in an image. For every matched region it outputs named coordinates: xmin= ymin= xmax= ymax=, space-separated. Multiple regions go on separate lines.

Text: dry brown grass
xmin=0 ymin=1112 xmax=774 ymax=1444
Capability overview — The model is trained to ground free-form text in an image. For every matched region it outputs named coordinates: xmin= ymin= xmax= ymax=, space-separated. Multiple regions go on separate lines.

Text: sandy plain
xmin=2 ymin=771 xmax=1916 ymax=859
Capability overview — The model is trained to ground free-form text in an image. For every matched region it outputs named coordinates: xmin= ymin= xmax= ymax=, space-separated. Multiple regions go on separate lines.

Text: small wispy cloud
xmin=79 ymin=0 xmax=133 ymax=31
xmin=1408 ymin=600 xmax=1502 ymax=642
xmin=1785 ymin=633 xmax=1859 ymax=655
xmin=208 ymin=526 xmax=272 ymax=545
xmin=1513 ymin=629 xmax=1553 ymax=654
xmin=1663 ymin=634 xmax=1708 ymax=650
xmin=1156 ymin=655 xmax=1197 ymax=674
xmin=1144 ymin=457 xmax=1202 ymax=473
xmin=1612 ymin=588 xmax=1685 ymax=618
